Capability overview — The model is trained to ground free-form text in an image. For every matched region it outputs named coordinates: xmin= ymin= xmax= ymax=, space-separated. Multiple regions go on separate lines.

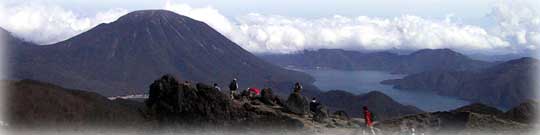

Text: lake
xmin=296 ymin=69 xmax=470 ymax=112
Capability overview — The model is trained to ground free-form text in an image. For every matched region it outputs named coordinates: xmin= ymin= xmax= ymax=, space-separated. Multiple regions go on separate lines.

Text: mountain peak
xmin=114 ymin=10 xmax=200 ymax=25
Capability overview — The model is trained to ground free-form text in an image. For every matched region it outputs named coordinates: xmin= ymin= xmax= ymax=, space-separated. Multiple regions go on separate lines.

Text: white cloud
xmin=0 ymin=2 xmax=128 ymax=44
xmin=489 ymin=0 xmax=540 ymax=51
xmin=1 ymin=0 xmax=538 ymax=55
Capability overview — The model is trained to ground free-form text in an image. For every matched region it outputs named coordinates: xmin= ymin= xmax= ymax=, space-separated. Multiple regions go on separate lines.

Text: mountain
xmin=6 ymin=10 xmax=315 ymax=96
xmin=259 ymin=48 xmax=493 ymax=74
xmin=381 ymin=57 xmax=539 ymax=109
xmin=316 ymin=90 xmax=423 ymax=120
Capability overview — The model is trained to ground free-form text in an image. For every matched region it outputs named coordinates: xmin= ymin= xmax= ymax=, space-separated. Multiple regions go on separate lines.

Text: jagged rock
xmin=332 ymin=111 xmax=350 ymax=120
xmin=313 ymin=105 xmax=330 ymax=123
xmin=285 ymin=93 xmax=310 ymax=115
xmin=146 ymin=75 xmax=234 ymax=124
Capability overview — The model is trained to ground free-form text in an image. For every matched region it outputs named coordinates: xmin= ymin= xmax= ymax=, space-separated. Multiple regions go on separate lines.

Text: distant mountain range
xmin=259 ymin=48 xmax=494 ymax=74
xmin=5 ymin=10 xmax=315 ymax=96
xmin=381 ymin=57 xmax=539 ymax=109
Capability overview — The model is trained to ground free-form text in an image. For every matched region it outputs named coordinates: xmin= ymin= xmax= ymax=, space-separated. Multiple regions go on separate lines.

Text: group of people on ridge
xmin=215 ymin=78 xmax=376 ymax=133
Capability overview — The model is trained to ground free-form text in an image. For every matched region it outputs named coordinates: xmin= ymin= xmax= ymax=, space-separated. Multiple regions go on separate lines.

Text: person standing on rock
xmin=363 ymin=106 xmax=376 ymax=135
xmin=293 ymin=82 xmax=302 ymax=93
xmin=310 ymin=97 xmax=320 ymax=113
xmin=229 ymin=78 xmax=238 ymax=100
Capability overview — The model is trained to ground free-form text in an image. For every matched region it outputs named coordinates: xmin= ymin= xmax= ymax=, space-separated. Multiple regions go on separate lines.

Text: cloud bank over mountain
xmin=1 ymin=0 xmax=538 ymax=55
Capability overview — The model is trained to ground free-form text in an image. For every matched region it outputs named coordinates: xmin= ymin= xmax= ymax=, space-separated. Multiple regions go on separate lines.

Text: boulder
xmin=333 ymin=110 xmax=350 ymax=120
xmin=285 ymin=93 xmax=310 ymax=115
xmin=313 ymin=105 xmax=330 ymax=123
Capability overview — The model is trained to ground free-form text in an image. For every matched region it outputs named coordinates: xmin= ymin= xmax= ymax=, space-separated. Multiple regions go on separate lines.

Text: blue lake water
xmin=296 ymin=69 xmax=470 ymax=112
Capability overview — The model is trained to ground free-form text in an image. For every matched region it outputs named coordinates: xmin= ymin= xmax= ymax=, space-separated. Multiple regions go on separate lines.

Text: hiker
xmin=213 ymin=83 xmax=221 ymax=91
xmin=293 ymin=82 xmax=302 ymax=93
xmin=229 ymin=78 xmax=238 ymax=100
xmin=363 ymin=106 xmax=376 ymax=135
xmin=310 ymin=97 xmax=320 ymax=113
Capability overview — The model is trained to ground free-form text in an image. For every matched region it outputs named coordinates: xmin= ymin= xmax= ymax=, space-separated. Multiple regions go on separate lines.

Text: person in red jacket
xmin=363 ymin=106 xmax=373 ymax=127
xmin=363 ymin=106 xmax=376 ymax=135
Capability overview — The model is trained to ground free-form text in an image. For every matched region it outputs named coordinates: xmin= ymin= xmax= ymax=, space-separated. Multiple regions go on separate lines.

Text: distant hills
xmin=4 ymin=80 xmax=145 ymax=129
xmin=316 ymin=90 xmax=423 ymax=120
xmin=382 ymin=57 xmax=539 ymax=109
xmin=5 ymin=10 xmax=315 ymax=96
xmin=259 ymin=48 xmax=493 ymax=74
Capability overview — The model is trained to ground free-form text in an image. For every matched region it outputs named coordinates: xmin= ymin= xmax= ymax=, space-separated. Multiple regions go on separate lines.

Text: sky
xmin=0 ymin=0 xmax=539 ymax=55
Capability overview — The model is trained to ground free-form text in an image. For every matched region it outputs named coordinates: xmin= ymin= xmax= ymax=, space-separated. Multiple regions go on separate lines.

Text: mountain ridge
xmin=259 ymin=48 xmax=493 ymax=74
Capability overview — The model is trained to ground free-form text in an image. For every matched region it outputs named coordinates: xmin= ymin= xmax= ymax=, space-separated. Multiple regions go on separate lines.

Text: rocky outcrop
xmin=259 ymin=88 xmax=282 ymax=106
xmin=332 ymin=111 xmax=350 ymax=121
xmin=375 ymin=102 xmax=538 ymax=135
xmin=143 ymin=75 xmax=361 ymax=130
xmin=503 ymin=100 xmax=538 ymax=124
xmin=285 ymin=93 xmax=310 ymax=115
xmin=452 ymin=103 xmax=505 ymax=116
xmin=313 ymin=105 xmax=330 ymax=123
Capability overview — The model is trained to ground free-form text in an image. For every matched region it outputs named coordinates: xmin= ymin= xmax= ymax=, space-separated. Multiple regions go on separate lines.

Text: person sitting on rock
xmin=229 ymin=78 xmax=238 ymax=100
xmin=309 ymin=97 xmax=320 ymax=113
xmin=213 ymin=83 xmax=221 ymax=91
xmin=293 ymin=82 xmax=302 ymax=93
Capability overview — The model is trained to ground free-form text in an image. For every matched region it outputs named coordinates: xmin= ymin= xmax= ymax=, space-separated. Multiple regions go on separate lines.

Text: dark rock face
xmin=285 ymin=93 xmax=310 ymax=115
xmin=503 ymin=100 xmax=538 ymax=124
xmin=259 ymin=48 xmax=492 ymax=74
xmin=146 ymin=75 xmax=234 ymax=125
xmin=383 ymin=57 xmax=539 ymax=109
xmin=317 ymin=90 xmax=423 ymax=120
xmin=6 ymin=10 xmax=314 ymax=96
